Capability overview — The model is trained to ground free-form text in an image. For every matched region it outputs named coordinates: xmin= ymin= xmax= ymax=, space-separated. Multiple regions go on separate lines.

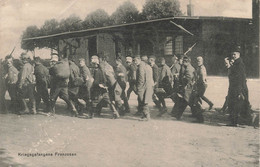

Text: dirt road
xmin=0 ymin=77 xmax=259 ymax=167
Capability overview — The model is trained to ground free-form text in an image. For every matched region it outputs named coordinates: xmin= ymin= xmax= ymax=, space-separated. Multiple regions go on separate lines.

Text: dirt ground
xmin=0 ymin=77 xmax=259 ymax=167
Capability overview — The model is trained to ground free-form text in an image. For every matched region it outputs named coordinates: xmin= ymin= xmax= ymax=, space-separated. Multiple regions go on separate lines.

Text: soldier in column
xmin=134 ymin=55 xmax=154 ymax=121
xmin=126 ymin=56 xmax=137 ymax=100
xmin=17 ymin=53 xmax=36 ymax=114
xmin=78 ymin=58 xmax=93 ymax=115
xmin=195 ymin=56 xmax=214 ymax=110
xmin=156 ymin=57 xmax=173 ymax=115
xmin=114 ymin=57 xmax=130 ymax=113
xmin=34 ymin=56 xmax=50 ymax=113
xmin=4 ymin=55 xmax=19 ymax=113
xmin=49 ymin=54 xmax=78 ymax=116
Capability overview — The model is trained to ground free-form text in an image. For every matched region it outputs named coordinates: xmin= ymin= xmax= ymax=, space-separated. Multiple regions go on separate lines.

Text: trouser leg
xmin=127 ymin=84 xmax=134 ymax=100
xmin=201 ymin=96 xmax=213 ymax=106
xmin=60 ymin=88 xmax=78 ymax=116
xmin=8 ymin=84 xmax=18 ymax=112
xmin=142 ymin=103 xmax=150 ymax=120
xmin=121 ymin=91 xmax=130 ymax=112
xmin=28 ymin=84 xmax=36 ymax=114
xmin=172 ymin=97 xmax=188 ymax=119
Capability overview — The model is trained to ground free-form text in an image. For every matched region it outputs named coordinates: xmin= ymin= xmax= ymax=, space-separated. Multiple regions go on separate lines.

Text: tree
xmin=21 ymin=25 xmax=41 ymax=51
xmin=38 ymin=19 xmax=60 ymax=51
xmin=111 ymin=1 xmax=140 ymax=24
xmin=142 ymin=0 xmax=182 ymax=20
xmin=82 ymin=9 xmax=111 ymax=28
xmin=59 ymin=14 xmax=82 ymax=32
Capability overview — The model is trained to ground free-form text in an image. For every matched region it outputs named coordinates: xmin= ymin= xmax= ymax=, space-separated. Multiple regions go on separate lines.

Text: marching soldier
xmin=195 ymin=56 xmax=214 ymax=110
xmin=17 ymin=53 xmax=36 ymax=114
xmin=156 ymin=57 xmax=173 ymax=114
xmin=147 ymin=56 xmax=160 ymax=109
xmin=134 ymin=55 xmax=154 ymax=121
xmin=4 ymin=55 xmax=19 ymax=113
xmin=34 ymin=56 xmax=50 ymax=112
xmin=90 ymin=55 xmax=120 ymax=119
xmin=78 ymin=58 xmax=93 ymax=114
xmin=126 ymin=56 xmax=137 ymax=99
xmin=170 ymin=55 xmax=181 ymax=90
xmin=68 ymin=59 xmax=83 ymax=115
xmin=171 ymin=56 xmax=204 ymax=123
xmin=49 ymin=54 xmax=78 ymax=116
xmin=114 ymin=57 xmax=130 ymax=113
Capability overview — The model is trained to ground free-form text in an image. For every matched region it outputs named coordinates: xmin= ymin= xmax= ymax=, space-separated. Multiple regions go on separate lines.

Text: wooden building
xmin=23 ymin=16 xmax=259 ymax=77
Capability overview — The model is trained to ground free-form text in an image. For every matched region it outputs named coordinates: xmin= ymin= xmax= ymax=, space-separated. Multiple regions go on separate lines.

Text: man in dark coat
xmin=227 ymin=47 xmax=250 ymax=126
xmin=34 ymin=57 xmax=50 ymax=112
xmin=17 ymin=53 xmax=36 ymax=114
xmin=134 ymin=55 xmax=154 ymax=121
xmin=49 ymin=55 xmax=78 ymax=116
xmin=78 ymin=58 xmax=93 ymax=114
xmin=171 ymin=56 xmax=204 ymax=123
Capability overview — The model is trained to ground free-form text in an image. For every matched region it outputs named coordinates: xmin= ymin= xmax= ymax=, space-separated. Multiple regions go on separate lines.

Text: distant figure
xmin=17 ymin=53 xmax=36 ymax=114
xmin=141 ymin=55 xmax=149 ymax=64
xmin=126 ymin=56 xmax=137 ymax=99
xmin=170 ymin=55 xmax=181 ymax=89
xmin=134 ymin=55 xmax=154 ymax=121
xmin=148 ymin=56 xmax=160 ymax=109
xmin=195 ymin=56 xmax=213 ymax=110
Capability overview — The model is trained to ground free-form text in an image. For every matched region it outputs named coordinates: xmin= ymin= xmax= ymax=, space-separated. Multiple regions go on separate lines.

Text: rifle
xmin=184 ymin=43 xmax=196 ymax=55
xmin=9 ymin=46 xmax=16 ymax=57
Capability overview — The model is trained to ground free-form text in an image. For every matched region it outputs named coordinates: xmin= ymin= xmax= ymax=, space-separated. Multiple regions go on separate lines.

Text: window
xmin=175 ymin=36 xmax=183 ymax=54
xmin=164 ymin=36 xmax=173 ymax=55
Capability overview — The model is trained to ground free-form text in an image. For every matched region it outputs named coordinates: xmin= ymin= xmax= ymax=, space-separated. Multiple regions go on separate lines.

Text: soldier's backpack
xmin=52 ymin=60 xmax=70 ymax=79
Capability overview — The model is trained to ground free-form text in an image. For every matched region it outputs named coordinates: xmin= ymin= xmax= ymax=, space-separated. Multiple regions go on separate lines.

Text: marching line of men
xmin=0 ymin=45 xmax=253 ymax=125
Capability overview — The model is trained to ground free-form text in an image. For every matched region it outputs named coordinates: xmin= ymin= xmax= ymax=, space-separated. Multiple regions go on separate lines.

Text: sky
xmin=0 ymin=0 xmax=252 ymax=59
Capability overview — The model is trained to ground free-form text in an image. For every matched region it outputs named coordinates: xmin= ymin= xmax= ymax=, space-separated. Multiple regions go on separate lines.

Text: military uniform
xmin=17 ymin=62 xmax=36 ymax=114
xmin=170 ymin=62 xmax=181 ymax=91
xmin=90 ymin=64 xmax=119 ymax=118
xmin=68 ymin=61 xmax=83 ymax=114
xmin=126 ymin=63 xmax=137 ymax=99
xmin=195 ymin=64 xmax=213 ymax=108
xmin=136 ymin=61 xmax=154 ymax=120
xmin=34 ymin=62 xmax=50 ymax=112
xmin=172 ymin=63 xmax=204 ymax=122
xmin=79 ymin=64 xmax=93 ymax=113
xmin=156 ymin=63 xmax=172 ymax=111
xmin=49 ymin=59 xmax=77 ymax=116
xmin=115 ymin=63 xmax=130 ymax=113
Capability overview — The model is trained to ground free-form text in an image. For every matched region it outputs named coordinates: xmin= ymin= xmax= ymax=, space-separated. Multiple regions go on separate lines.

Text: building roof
xmin=23 ymin=16 xmax=251 ymax=41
